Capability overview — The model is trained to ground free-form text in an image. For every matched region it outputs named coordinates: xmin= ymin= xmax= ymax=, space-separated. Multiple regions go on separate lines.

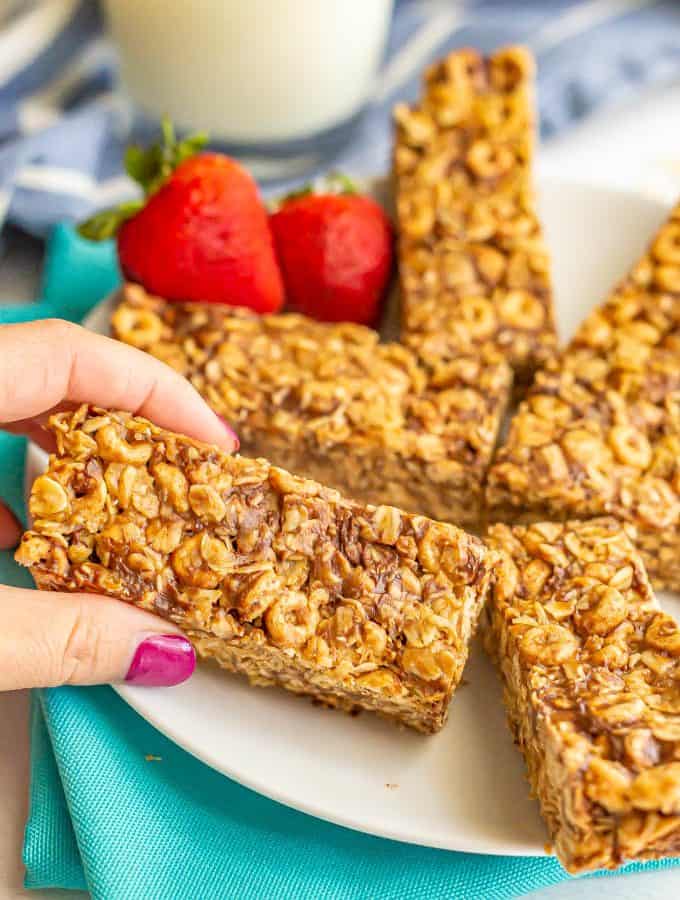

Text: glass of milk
xmin=103 ymin=0 xmax=394 ymax=179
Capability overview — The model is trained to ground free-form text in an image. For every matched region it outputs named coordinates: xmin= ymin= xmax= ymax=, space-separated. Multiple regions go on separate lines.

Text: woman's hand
xmin=0 ymin=319 xmax=238 ymax=691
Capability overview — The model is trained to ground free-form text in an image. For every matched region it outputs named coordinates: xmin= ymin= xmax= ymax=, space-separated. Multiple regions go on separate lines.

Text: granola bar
xmin=394 ymin=46 xmax=557 ymax=384
xmin=16 ymin=405 xmax=497 ymax=733
xmin=486 ymin=517 xmax=680 ymax=873
xmin=487 ymin=201 xmax=680 ymax=590
xmin=112 ymin=283 xmax=512 ymax=526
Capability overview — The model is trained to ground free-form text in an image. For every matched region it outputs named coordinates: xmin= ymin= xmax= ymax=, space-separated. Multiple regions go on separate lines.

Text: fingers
xmin=0 ymin=320 xmax=238 ymax=450
xmin=0 ymin=503 xmax=21 ymax=551
xmin=0 ymin=585 xmax=195 ymax=691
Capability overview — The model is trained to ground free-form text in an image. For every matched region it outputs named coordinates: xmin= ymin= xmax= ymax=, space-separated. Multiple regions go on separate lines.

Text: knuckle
xmin=57 ymin=603 xmax=103 ymax=685
xmin=40 ymin=318 xmax=78 ymax=343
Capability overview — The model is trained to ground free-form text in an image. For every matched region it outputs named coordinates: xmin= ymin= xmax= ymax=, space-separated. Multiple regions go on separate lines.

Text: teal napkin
xmin=2 ymin=226 xmax=679 ymax=899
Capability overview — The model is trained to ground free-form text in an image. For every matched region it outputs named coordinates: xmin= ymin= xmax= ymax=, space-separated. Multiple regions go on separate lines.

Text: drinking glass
xmin=103 ymin=0 xmax=394 ymax=179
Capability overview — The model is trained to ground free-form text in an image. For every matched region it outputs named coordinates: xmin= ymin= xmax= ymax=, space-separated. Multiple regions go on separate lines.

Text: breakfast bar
xmin=112 ymin=282 xmax=512 ymax=526
xmin=394 ymin=46 xmax=557 ymax=386
xmin=488 ymin=201 xmax=680 ymax=591
xmin=487 ymin=518 xmax=680 ymax=873
xmin=17 ymin=405 xmax=498 ymax=734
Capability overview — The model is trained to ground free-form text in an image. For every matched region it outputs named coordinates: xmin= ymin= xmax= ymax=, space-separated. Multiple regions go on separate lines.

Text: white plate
xmin=24 ymin=177 xmax=680 ymax=858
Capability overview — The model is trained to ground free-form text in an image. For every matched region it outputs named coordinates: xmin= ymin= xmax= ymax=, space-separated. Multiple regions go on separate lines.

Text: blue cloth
xmin=1 ymin=1 xmax=680 ymax=237
xmin=1 ymin=227 xmax=679 ymax=898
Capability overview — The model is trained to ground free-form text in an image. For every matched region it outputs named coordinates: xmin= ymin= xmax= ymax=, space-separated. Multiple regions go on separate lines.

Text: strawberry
xmin=79 ymin=121 xmax=284 ymax=313
xmin=269 ymin=177 xmax=393 ymax=326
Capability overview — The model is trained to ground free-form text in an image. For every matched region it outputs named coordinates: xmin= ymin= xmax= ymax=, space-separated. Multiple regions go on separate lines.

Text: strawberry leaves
xmin=270 ymin=172 xmax=359 ymax=211
xmin=124 ymin=118 xmax=208 ymax=196
xmin=78 ymin=118 xmax=208 ymax=242
xmin=77 ymin=201 xmax=144 ymax=242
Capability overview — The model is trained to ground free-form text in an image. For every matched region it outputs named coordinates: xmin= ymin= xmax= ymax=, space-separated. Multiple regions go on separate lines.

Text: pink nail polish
xmin=216 ymin=414 xmax=240 ymax=451
xmin=126 ymin=634 xmax=196 ymax=687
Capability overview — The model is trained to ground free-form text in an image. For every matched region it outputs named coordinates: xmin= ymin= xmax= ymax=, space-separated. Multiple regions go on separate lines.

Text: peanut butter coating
xmin=488 ymin=201 xmax=680 ymax=590
xmin=394 ymin=46 xmax=557 ymax=385
xmin=487 ymin=518 xmax=680 ymax=872
xmin=113 ymin=283 xmax=511 ymax=527
xmin=17 ymin=406 xmax=497 ymax=733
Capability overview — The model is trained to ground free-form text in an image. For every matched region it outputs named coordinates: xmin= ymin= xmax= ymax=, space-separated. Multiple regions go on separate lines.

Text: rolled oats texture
xmin=112 ymin=283 xmax=512 ymax=527
xmin=488 ymin=200 xmax=680 ymax=590
xmin=486 ymin=517 xmax=680 ymax=873
xmin=394 ymin=46 xmax=557 ymax=387
xmin=17 ymin=405 xmax=498 ymax=733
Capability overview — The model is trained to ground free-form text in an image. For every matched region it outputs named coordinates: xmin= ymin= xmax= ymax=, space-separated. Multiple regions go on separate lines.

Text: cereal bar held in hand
xmin=16 ymin=406 xmax=498 ymax=733
xmin=486 ymin=518 xmax=680 ymax=872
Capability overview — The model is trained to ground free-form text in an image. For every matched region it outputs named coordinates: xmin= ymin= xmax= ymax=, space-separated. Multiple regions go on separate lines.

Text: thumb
xmin=0 ymin=585 xmax=195 ymax=690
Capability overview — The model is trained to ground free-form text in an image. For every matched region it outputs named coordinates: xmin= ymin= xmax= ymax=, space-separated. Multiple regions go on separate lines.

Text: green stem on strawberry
xmin=77 ymin=117 xmax=208 ymax=242
xmin=77 ymin=200 xmax=144 ymax=242
xmin=270 ymin=171 xmax=359 ymax=212
xmin=323 ymin=172 xmax=358 ymax=195
xmin=125 ymin=117 xmax=209 ymax=196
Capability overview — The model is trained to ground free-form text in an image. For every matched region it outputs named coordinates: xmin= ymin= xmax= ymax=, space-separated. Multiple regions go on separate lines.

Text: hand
xmin=0 ymin=319 xmax=238 ymax=691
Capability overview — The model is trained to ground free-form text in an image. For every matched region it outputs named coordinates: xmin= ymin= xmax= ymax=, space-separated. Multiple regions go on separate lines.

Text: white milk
xmin=104 ymin=0 xmax=393 ymax=144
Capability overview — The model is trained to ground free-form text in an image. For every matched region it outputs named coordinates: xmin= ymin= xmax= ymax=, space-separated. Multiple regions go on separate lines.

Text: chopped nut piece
xmin=486 ymin=517 xmax=680 ymax=873
xmin=394 ymin=46 xmax=557 ymax=386
xmin=29 ymin=475 xmax=69 ymax=518
xmin=112 ymin=283 xmax=512 ymax=526
xmin=488 ymin=199 xmax=680 ymax=590
xmin=17 ymin=406 xmax=499 ymax=734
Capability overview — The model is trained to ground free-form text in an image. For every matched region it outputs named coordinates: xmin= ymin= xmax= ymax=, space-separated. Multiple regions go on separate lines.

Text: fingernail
xmin=216 ymin=414 xmax=240 ymax=451
xmin=126 ymin=634 xmax=196 ymax=687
